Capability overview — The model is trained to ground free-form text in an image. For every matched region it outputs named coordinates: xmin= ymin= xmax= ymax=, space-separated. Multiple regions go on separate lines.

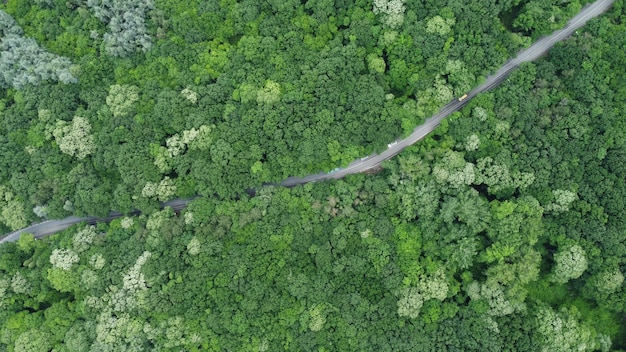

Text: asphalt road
xmin=284 ymin=0 xmax=615 ymax=185
xmin=0 ymin=197 xmax=198 ymax=243
xmin=0 ymin=0 xmax=615 ymax=244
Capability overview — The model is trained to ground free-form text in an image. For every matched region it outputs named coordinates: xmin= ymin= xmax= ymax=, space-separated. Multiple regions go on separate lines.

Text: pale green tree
xmin=419 ymin=76 xmax=454 ymax=108
xmin=307 ymin=304 xmax=327 ymax=332
xmin=89 ymin=253 xmax=106 ymax=270
xmin=466 ymin=280 xmax=520 ymax=317
xmin=154 ymin=125 xmax=214 ymax=172
xmin=120 ymin=217 xmax=134 ymax=229
xmin=92 ymin=310 xmax=146 ymax=351
xmin=165 ymin=135 xmax=186 ymax=158
xmin=419 ymin=267 xmax=449 ymax=301
xmin=426 ymin=15 xmax=454 ymax=35
xmin=142 ymin=177 xmax=176 ymax=201
xmin=592 ymin=268 xmax=624 ymax=294
xmin=473 ymin=106 xmax=489 ymax=121
xmin=0 ymin=277 xmax=9 ymax=308
xmin=153 ymin=146 xmax=171 ymax=173
xmin=397 ymin=269 xmax=450 ymax=318
xmin=146 ymin=208 xmax=174 ymax=232
xmin=431 ymin=150 xmax=476 ymax=189
xmin=256 ymin=80 xmax=281 ymax=105
xmin=32 ymin=205 xmax=48 ymax=218
xmin=106 ymin=84 xmax=140 ymax=117
xmin=0 ymin=10 xmax=77 ymax=89
xmin=63 ymin=321 xmax=96 ymax=352
xmin=465 ymin=134 xmax=480 ymax=151
xmin=52 ymin=116 xmax=96 ymax=159
xmin=10 ymin=272 xmax=31 ymax=294
xmin=166 ymin=127 xmax=202 ymax=157
xmin=50 ymin=248 xmax=80 ymax=271
xmin=373 ymin=0 xmax=406 ymax=28
xmin=81 ymin=269 xmax=99 ymax=289
xmin=73 ymin=226 xmax=99 ymax=253
xmin=122 ymin=251 xmax=150 ymax=293
xmin=1 ymin=198 xmax=28 ymax=230
xmin=180 ymin=87 xmax=198 ymax=104
xmin=0 ymin=186 xmax=28 ymax=230
xmin=474 ymin=157 xmax=535 ymax=195
xmin=379 ymin=30 xmax=398 ymax=47
xmin=545 ymin=189 xmax=578 ymax=213
xmin=534 ymin=305 xmax=599 ymax=352
xmin=397 ymin=287 xmax=423 ymax=318
xmin=183 ymin=211 xmax=194 ymax=225
xmin=367 ymin=54 xmax=386 ymax=74
xmin=14 ymin=328 xmax=52 ymax=352
xmin=551 ymin=244 xmax=587 ymax=284
xmin=189 ymin=124 xmax=214 ymax=151
xmin=187 ymin=237 xmax=201 ymax=256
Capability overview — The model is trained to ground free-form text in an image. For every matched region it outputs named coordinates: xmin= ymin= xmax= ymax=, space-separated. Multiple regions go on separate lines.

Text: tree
xmin=49 ymin=248 xmax=80 ymax=271
xmin=0 ymin=11 xmax=77 ymax=89
xmin=551 ymin=244 xmax=587 ymax=284
xmin=52 ymin=117 xmax=96 ymax=160
xmin=467 ymin=280 xmax=519 ymax=317
xmin=0 ymin=190 xmax=29 ymax=230
xmin=46 ymin=267 xmax=80 ymax=293
xmin=372 ymin=0 xmax=405 ymax=29
xmin=14 ymin=328 xmax=52 ymax=352
xmin=86 ymin=0 xmax=155 ymax=57
xmin=256 ymin=80 xmax=281 ymax=105
xmin=591 ymin=268 xmax=624 ymax=295
xmin=62 ymin=321 xmax=96 ymax=352
xmin=105 ymin=85 xmax=140 ymax=118
xmin=426 ymin=15 xmax=454 ymax=36
xmin=533 ymin=304 xmax=600 ymax=352
xmin=141 ymin=177 xmax=177 ymax=202
xmin=545 ymin=189 xmax=578 ymax=213
xmin=72 ymin=226 xmax=99 ymax=253
xmin=397 ymin=287 xmax=423 ymax=319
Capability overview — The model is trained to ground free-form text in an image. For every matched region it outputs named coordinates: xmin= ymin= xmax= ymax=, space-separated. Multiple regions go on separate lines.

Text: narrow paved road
xmin=0 ymin=0 xmax=615 ymax=244
xmin=283 ymin=0 xmax=615 ymax=185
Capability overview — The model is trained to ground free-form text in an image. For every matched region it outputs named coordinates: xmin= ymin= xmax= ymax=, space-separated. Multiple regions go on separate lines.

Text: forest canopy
xmin=0 ymin=0 xmax=583 ymax=225
xmin=0 ymin=0 xmax=625 ymax=350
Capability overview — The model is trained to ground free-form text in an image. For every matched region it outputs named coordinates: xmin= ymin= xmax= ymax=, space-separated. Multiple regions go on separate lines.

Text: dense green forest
xmin=1 ymin=0 xmax=625 ymax=350
xmin=0 ymin=0 xmax=588 ymax=227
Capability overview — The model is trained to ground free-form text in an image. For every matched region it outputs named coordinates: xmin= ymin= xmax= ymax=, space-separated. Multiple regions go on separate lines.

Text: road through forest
xmin=0 ymin=0 xmax=616 ymax=243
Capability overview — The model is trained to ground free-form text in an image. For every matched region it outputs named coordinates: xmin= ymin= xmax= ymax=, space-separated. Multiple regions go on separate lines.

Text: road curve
xmin=286 ymin=0 xmax=615 ymax=184
xmin=0 ymin=0 xmax=615 ymax=244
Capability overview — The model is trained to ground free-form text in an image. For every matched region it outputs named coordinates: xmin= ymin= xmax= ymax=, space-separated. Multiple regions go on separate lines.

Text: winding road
xmin=0 ymin=0 xmax=615 ymax=244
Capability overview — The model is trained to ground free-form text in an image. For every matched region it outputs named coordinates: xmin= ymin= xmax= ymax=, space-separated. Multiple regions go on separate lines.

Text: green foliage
xmin=533 ymin=304 xmax=600 ymax=352
xmin=52 ymin=116 xmax=96 ymax=160
xmin=0 ymin=0 xmax=625 ymax=350
xmin=0 ymin=10 xmax=77 ymax=89
xmin=0 ymin=0 xmax=550 ymax=215
xmin=551 ymin=243 xmax=588 ymax=284
xmin=105 ymin=84 xmax=139 ymax=117
xmin=86 ymin=0 xmax=155 ymax=57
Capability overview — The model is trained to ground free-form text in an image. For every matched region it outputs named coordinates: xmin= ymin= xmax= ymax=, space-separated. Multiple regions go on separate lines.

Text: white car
xmin=388 ymin=141 xmax=398 ymax=148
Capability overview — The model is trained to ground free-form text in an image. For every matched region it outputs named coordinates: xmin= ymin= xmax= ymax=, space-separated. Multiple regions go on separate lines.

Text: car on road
xmin=387 ymin=141 xmax=398 ymax=148
xmin=360 ymin=156 xmax=370 ymax=161
xmin=458 ymin=94 xmax=468 ymax=101
xmin=328 ymin=167 xmax=340 ymax=174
